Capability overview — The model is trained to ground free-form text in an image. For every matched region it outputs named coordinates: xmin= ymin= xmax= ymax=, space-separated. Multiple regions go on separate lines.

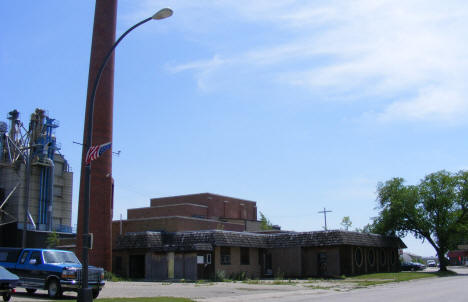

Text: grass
xmin=194 ymin=280 xmax=214 ymax=286
xmin=347 ymin=271 xmax=454 ymax=282
xmin=241 ymin=279 xmax=298 ymax=285
xmin=306 ymin=285 xmax=335 ymax=290
xmin=272 ymin=279 xmax=297 ymax=285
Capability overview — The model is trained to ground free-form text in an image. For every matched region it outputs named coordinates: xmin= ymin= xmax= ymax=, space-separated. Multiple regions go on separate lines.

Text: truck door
xmin=21 ymin=251 xmax=45 ymax=288
xmin=13 ymin=250 xmax=31 ymax=278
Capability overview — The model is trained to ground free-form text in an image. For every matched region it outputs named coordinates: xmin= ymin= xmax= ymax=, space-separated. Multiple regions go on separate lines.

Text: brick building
xmin=113 ymin=230 xmax=405 ymax=280
xmin=111 ymin=193 xmax=406 ymax=279
xmin=112 ymin=193 xmax=262 ymax=248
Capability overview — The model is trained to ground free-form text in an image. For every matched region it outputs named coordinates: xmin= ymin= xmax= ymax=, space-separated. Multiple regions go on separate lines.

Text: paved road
xmin=10 ymin=267 xmax=468 ymax=302
xmin=198 ymin=274 xmax=468 ymax=302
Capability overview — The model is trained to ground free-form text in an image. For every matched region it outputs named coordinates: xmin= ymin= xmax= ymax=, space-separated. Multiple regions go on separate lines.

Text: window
xmin=240 ymin=247 xmax=250 ymax=265
xmin=197 ymin=256 xmax=205 ymax=264
xmin=355 ymin=247 xmax=363 ymax=267
xmin=220 ymin=247 xmax=231 ymax=265
xmin=20 ymin=251 xmax=30 ymax=264
xmin=30 ymin=251 xmax=42 ymax=264
xmin=0 ymin=252 xmax=7 ymax=262
xmin=43 ymin=251 xmax=80 ymax=264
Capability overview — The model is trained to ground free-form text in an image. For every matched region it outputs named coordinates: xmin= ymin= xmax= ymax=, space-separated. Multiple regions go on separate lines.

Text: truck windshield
xmin=43 ymin=251 xmax=81 ymax=264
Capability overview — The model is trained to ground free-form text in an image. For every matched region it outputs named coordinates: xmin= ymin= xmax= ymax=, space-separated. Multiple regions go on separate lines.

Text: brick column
xmin=77 ymin=0 xmax=117 ymax=272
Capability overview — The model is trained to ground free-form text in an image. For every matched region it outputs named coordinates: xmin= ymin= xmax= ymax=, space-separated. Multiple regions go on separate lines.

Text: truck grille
xmin=76 ymin=268 xmax=102 ymax=282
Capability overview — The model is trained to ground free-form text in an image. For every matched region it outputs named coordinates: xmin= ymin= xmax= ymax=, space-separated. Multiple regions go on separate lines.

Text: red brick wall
xmin=150 ymin=193 xmax=257 ymax=220
xmin=128 ymin=204 xmax=208 ymax=219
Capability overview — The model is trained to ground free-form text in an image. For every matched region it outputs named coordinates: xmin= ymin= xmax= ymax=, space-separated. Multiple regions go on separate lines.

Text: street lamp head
xmin=152 ymin=8 xmax=173 ymax=20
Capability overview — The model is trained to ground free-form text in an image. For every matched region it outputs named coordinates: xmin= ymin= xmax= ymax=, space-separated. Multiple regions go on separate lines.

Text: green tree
xmin=259 ymin=212 xmax=274 ymax=230
xmin=371 ymin=170 xmax=468 ymax=271
xmin=340 ymin=216 xmax=352 ymax=231
xmin=46 ymin=231 xmax=60 ymax=248
xmin=355 ymin=224 xmax=372 ymax=233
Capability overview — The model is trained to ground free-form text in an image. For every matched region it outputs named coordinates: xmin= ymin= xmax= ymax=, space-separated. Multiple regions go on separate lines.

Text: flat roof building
xmin=113 ymin=229 xmax=406 ymax=280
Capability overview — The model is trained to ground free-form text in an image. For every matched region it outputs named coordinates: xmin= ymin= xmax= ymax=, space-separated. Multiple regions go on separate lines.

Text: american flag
xmin=85 ymin=142 xmax=112 ymax=165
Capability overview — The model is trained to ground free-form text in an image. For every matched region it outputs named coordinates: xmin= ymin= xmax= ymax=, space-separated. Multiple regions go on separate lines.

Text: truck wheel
xmin=92 ymin=289 xmax=100 ymax=299
xmin=2 ymin=292 xmax=11 ymax=302
xmin=26 ymin=288 xmax=37 ymax=294
xmin=47 ymin=279 xmax=62 ymax=298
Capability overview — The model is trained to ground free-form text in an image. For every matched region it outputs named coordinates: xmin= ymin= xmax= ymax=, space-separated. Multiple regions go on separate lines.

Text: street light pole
xmin=78 ymin=8 xmax=173 ymax=302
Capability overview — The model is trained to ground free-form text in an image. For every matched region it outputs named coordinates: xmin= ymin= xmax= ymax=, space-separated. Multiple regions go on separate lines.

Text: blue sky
xmin=2 ymin=1 xmax=468 ymax=257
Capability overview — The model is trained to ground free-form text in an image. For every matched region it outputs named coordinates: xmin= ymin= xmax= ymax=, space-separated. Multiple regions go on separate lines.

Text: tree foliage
xmin=340 ymin=216 xmax=352 ymax=231
xmin=259 ymin=212 xmax=274 ymax=230
xmin=370 ymin=170 xmax=468 ymax=271
xmin=46 ymin=231 xmax=60 ymax=248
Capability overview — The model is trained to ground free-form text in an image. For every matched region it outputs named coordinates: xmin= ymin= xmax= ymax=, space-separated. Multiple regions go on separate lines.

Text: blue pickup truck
xmin=0 ymin=248 xmax=105 ymax=299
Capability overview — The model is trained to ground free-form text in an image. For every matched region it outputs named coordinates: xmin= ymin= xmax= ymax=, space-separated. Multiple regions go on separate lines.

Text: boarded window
xmin=240 ymin=247 xmax=250 ymax=265
xmin=221 ymin=247 xmax=231 ymax=265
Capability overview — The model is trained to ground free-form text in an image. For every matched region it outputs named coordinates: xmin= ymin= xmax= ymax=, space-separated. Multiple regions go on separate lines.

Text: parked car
xmin=0 ymin=248 xmax=104 ymax=299
xmin=426 ymin=260 xmax=437 ymax=267
xmin=401 ymin=261 xmax=425 ymax=271
xmin=0 ymin=266 xmax=18 ymax=302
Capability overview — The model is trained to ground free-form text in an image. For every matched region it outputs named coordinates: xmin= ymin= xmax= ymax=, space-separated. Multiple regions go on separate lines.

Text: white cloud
xmin=168 ymin=55 xmax=226 ymax=73
xmin=167 ymin=55 xmax=229 ymax=91
xmin=128 ymin=0 xmax=468 ymax=123
xmin=377 ymin=86 xmax=468 ymax=123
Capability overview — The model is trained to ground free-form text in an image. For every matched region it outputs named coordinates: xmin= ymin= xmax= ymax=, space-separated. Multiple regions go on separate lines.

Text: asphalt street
xmin=9 ymin=267 xmax=468 ymax=302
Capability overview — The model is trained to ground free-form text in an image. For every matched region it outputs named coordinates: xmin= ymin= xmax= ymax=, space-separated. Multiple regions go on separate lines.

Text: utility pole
xmin=318 ymin=207 xmax=332 ymax=231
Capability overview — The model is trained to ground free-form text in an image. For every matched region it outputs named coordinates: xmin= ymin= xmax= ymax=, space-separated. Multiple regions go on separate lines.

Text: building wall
xmin=128 ymin=203 xmax=208 ymax=220
xmin=214 ymin=246 xmax=261 ymax=279
xmin=269 ymin=247 xmax=302 ymax=278
xmin=302 ymin=246 xmax=341 ymax=277
xmin=150 ymin=193 xmax=257 ymax=221
xmin=113 ymin=245 xmax=402 ymax=281
xmin=147 ymin=252 xmax=167 ymax=280
xmin=0 ymin=154 xmax=73 ymax=233
xmin=50 ymin=155 xmax=73 ymax=230
xmin=174 ymin=252 xmax=198 ymax=280
xmin=347 ymin=246 xmax=400 ymax=275
xmin=113 ymin=250 xmax=199 ymax=281
xmin=112 ymin=249 xmax=147 ymax=279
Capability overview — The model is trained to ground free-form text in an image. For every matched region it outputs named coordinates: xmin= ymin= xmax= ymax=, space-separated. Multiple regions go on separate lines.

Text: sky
xmin=2 ymin=0 xmax=468 ymax=257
